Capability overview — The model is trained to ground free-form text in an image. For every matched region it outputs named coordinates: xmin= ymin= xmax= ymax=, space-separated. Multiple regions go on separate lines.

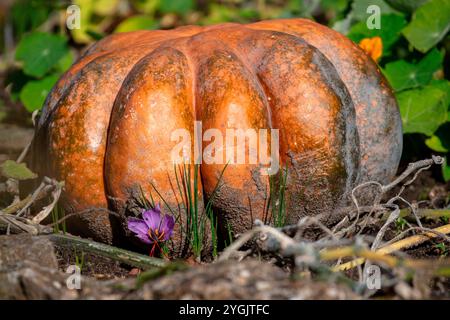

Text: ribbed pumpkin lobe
xmin=32 ymin=19 xmax=402 ymax=248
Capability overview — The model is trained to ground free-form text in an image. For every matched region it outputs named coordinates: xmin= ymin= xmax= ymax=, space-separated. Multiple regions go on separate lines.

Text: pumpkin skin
xmin=32 ymin=19 xmax=402 ymax=247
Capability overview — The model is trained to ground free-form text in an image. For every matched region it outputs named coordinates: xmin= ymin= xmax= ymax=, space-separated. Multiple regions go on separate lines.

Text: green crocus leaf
xmin=0 ymin=160 xmax=37 ymax=180
xmin=402 ymin=0 xmax=450 ymax=53
xmin=398 ymin=85 xmax=448 ymax=136
xmin=383 ymin=48 xmax=444 ymax=91
xmin=15 ymin=32 xmax=68 ymax=78
xmin=19 ymin=74 xmax=58 ymax=112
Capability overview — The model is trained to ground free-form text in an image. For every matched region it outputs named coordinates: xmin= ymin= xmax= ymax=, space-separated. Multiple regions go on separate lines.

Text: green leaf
xmin=383 ymin=48 xmax=444 ymax=91
xmin=402 ymin=0 xmax=450 ymax=53
xmin=320 ymin=0 xmax=350 ymax=23
xmin=321 ymin=0 xmax=350 ymax=14
xmin=4 ymin=69 xmax=33 ymax=102
xmin=15 ymin=32 xmax=68 ymax=78
xmin=133 ymin=0 xmax=159 ymax=15
xmin=351 ymin=0 xmax=400 ymax=21
xmin=203 ymin=4 xmax=239 ymax=24
xmin=159 ymin=0 xmax=194 ymax=14
xmin=385 ymin=0 xmax=429 ymax=12
xmin=347 ymin=14 xmax=407 ymax=53
xmin=239 ymin=8 xmax=260 ymax=20
xmin=115 ymin=15 xmax=158 ymax=33
xmin=93 ymin=0 xmax=120 ymax=15
xmin=398 ymin=85 xmax=448 ymax=136
xmin=430 ymin=79 xmax=450 ymax=109
xmin=443 ymin=157 xmax=450 ymax=182
xmin=19 ymin=74 xmax=58 ymax=112
xmin=54 ymin=50 xmax=74 ymax=73
xmin=431 ymin=80 xmax=450 ymax=122
xmin=425 ymin=135 xmax=448 ymax=152
xmin=0 ymin=160 xmax=37 ymax=180
xmin=11 ymin=0 xmax=50 ymax=39
xmin=425 ymin=123 xmax=450 ymax=152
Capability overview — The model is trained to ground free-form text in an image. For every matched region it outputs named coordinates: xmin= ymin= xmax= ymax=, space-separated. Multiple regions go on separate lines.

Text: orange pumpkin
xmin=31 ymin=19 xmax=402 ymax=247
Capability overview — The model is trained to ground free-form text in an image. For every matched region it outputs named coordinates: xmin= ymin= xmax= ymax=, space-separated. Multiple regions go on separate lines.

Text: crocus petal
xmin=142 ymin=208 xmax=161 ymax=231
xmin=127 ymin=218 xmax=148 ymax=237
xmin=135 ymin=232 xmax=153 ymax=244
xmin=160 ymin=214 xmax=175 ymax=241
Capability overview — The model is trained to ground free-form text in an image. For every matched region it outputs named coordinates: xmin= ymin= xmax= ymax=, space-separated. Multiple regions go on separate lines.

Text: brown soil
xmin=54 ymin=245 xmax=132 ymax=280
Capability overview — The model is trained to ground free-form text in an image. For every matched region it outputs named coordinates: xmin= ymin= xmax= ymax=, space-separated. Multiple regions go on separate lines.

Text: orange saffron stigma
xmin=148 ymin=228 xmax=165 ymax=242
xmin=359 ymin=36 xmax=383 ymax=62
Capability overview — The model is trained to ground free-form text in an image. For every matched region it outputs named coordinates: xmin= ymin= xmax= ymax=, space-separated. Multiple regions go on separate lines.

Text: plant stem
xmin=331 ymin=223 xmax=450 ymax=271
xmin=48 ymin=233 xmax=167 ymax=270
xmin=322 ymin=245 xmax=450 ymax=275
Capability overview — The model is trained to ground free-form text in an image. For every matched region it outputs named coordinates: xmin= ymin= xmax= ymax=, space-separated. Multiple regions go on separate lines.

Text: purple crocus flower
xmin=127 ymin=204 xmax=175 ymax=246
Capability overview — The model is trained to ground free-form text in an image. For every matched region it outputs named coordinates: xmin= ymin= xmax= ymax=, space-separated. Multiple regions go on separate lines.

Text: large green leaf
xmin=430 ymin=79 xmax=450 ymax=109
xmin=385 ymin=0 xmax=429 ymax=12
xmin=0 ymin=160 xmax=37 ymax=180
xmin=425 ymin=135 xmax=449 ymax=152
xmin=19 ymin=74 xmax=58 ymax=112
xmin=347 ymin=14 xmax=407 ymax=53
xmin=431 ymin=79 xmax=450 ymax=122
xmin=425 ymin=123 xmax=450 ymax=152
xmin=351 ymin=0 xmax=399 ymax=21
xmin=383 ymin=48 xmax=444 ymax=91
xmin=398 ymin=85 xmax=448 ymax=136
xmin=15 ymin=32 xmax=68 ymax=78
xmin=11 ymin=0 xmax=50 ymax=39
xmin=402 ymin=0 xmax=450 ymax=53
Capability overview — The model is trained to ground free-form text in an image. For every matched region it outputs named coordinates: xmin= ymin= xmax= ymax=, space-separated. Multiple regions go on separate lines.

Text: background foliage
xmin=0 ymin=0 xmax=449 ymax=180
